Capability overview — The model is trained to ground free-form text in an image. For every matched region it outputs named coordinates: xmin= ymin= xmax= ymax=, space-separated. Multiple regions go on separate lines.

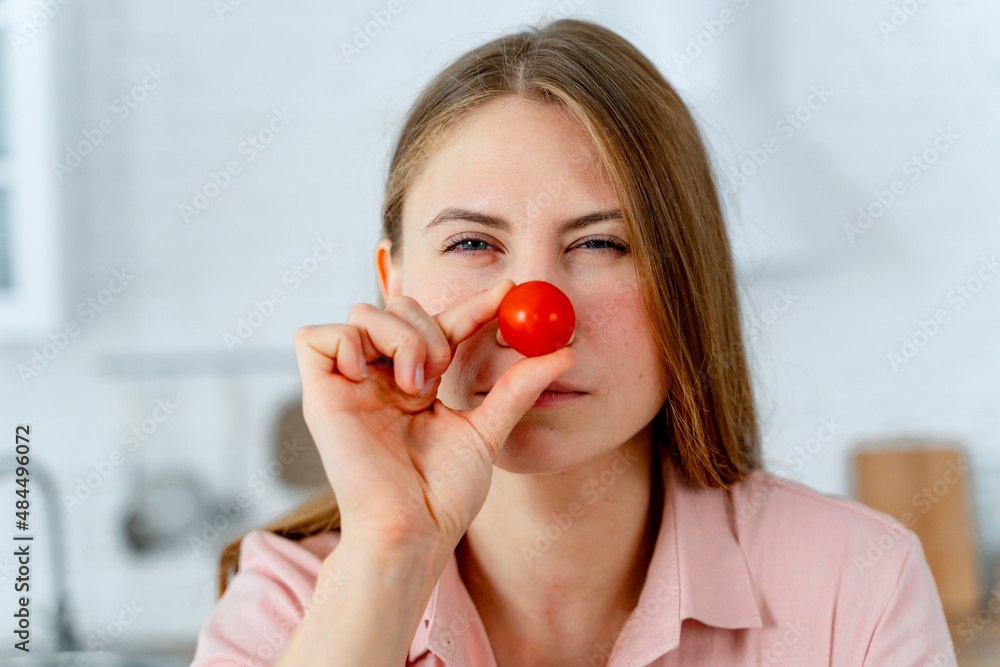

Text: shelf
xmin=98 ymin=347 xmax=297 ymax=377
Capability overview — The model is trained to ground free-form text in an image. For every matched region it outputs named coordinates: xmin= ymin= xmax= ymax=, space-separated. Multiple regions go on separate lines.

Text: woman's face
xmin=377 ymin=95 xmax=665 ymax=473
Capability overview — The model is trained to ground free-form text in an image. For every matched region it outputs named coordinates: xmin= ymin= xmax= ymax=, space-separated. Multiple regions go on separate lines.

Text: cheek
xmin=404 ymin=263 xmax=495 ymax=317
xmin=575 ymin=281 xmax=646 ymax=353
xmin=576 ymin=285 xmax=659 ymax=386
xmin=447 ymin=331 xmax=490 ymax=381
xmin=435 ymin=328 xmax=496 ymax=409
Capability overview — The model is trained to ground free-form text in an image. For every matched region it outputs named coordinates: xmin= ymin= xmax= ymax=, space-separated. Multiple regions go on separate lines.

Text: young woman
xmin=191 ymin=18 xmax=956 ymax=667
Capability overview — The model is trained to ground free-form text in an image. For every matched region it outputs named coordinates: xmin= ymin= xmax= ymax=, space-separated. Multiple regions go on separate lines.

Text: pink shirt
xmin=191 ymin=455 xmax=957 ymax=666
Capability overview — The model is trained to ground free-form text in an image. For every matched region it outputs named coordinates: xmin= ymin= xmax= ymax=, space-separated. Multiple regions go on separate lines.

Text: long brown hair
xmin=216 ymin=17 xmax=761 ymax=597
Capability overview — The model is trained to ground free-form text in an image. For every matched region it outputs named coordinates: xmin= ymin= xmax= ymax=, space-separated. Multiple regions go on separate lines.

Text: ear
xmin=375 ymin=238 xmax=401 ymax=304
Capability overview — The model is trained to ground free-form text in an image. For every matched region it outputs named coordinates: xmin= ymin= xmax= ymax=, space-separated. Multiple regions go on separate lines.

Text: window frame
xmin=0 ymin=0 xmax=62 ymax=343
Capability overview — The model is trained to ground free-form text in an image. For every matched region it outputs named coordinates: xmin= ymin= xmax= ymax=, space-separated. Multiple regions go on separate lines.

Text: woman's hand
xmin=293 ymin=278 xmax=576 ymax=558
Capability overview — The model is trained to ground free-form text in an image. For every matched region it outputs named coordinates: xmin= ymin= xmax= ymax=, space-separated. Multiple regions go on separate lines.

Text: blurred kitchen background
xmin=0 ymin=0 xmax=997 ymax=663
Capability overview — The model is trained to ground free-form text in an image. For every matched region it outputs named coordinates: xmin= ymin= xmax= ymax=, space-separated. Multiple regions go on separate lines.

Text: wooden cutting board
xmin=853 ymin=442 xmax=980 ymax=620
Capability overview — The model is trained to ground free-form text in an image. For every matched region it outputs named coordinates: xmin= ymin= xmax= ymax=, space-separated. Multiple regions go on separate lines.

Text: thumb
xmin=463 ymin=346 xmax=577 ymax=461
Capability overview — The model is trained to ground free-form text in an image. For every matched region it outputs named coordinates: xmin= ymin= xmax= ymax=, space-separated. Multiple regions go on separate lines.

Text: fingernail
xmin=359 ymin=357 xmax=368 ymax=378
xmin=419 ymin=377 xmax=435 ymax=397
xmin=413 ymin=363 xmax=424 ymax=393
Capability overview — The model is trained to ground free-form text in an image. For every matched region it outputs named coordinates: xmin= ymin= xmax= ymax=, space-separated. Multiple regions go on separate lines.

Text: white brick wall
xmin=0 ymin=0 xmax=996 ymax=655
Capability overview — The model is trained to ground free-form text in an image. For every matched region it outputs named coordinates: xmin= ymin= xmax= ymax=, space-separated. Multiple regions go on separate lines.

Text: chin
xmin=491 ymin=426 xmax=591 ymax=474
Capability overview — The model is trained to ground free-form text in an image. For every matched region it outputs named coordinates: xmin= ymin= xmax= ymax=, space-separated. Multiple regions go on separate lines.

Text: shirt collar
xmin=408 ymin=454 xmax=763 ymax=666
xmin=619 ymin=454 xmax=763 ymax=666
xmin=408 ymin=551 xmax=492 ymax=666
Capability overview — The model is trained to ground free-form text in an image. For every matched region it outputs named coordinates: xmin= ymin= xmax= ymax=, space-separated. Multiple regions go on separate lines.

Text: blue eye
xmin=576 ymin=238 xmax=629 ymax=253
xmin=442 ymin=235 xmax=494 ymax=253
xmin=441 ymin=235 xmax=629 ymax=255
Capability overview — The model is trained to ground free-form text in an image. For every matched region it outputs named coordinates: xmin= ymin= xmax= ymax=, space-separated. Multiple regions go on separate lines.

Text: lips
xmin=476 ymin=380 xmax=586 ymax=394
xmin=541 ymin=380 xmax=585 ymax=393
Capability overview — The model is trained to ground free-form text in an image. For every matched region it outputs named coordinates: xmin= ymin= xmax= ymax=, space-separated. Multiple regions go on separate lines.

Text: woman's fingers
xmin=293 ymin=324 xmax=367 ymax=385
xmin=349 ymin=279 xmax=516 ymax=395
xmin=383 ymin=295 xmax=452 ymax=385
xmin=346 ymin=302 xmax=434 ymax=395
xmin=432 ymin=278 xmax=514 ymax=350
xmin=294 ymin=277 xmax=516 ymax=398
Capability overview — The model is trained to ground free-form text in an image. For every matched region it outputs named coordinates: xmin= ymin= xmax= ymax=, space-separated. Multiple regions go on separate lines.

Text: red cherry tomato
xmin=498 ymin=281 xmax=575 ymax=357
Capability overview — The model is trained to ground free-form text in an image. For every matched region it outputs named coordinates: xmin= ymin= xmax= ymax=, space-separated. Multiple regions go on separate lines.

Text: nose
xmin=497 ymin=252 xmax=576 ymax=349
xmin=495 ymin=323 xmax=575 ymax=347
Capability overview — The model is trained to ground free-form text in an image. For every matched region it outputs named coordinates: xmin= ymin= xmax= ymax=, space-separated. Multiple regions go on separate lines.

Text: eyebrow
xmin=420 ymin=207 xmax=623 ymax=236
